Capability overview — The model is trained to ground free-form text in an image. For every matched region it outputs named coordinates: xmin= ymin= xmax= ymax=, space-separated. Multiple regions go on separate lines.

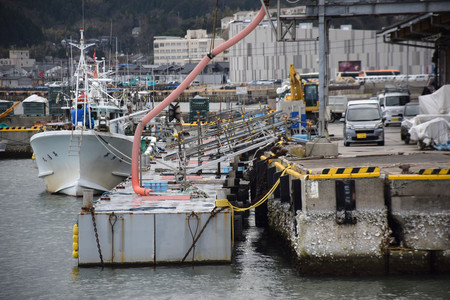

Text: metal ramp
xmin=154 ymin=107 xmax=290 ymax=176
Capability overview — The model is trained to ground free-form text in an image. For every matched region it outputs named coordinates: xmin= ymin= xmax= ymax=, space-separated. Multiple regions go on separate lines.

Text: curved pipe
xmin=132 ymin=4 xmax=269 ymax=195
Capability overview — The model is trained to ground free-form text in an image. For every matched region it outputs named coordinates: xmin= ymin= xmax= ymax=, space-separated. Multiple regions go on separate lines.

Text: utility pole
xmin=318 ymin=0 xmax=328 ymax=136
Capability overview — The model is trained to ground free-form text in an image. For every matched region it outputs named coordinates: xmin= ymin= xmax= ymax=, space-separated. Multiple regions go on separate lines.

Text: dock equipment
xmin=75 ymin=102 xmax=292 ymax=266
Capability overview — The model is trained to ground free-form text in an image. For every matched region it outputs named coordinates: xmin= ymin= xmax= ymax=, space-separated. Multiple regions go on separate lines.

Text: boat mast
xmin=68 ymin=28 xmax=95 ymax=125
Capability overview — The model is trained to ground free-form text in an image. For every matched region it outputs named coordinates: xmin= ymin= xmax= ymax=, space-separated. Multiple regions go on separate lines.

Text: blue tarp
xmin=70 ymin=107 xmax=94 ymax=128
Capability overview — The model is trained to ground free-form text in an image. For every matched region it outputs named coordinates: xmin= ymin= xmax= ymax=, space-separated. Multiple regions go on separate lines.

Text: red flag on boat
xmin=78 ymin=91 xmax=87 ymax=103
xmin=93 ymin=50 xmax=98 ymax=78
xmin=39 ymin=70 xmax=44 ymax=78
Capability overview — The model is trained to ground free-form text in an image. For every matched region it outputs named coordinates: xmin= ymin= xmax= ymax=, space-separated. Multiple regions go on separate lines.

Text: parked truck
xmin=327 ymin=96 xmax=348 ymax=122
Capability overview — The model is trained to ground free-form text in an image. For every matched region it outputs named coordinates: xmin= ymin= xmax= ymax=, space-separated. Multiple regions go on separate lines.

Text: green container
xmin=189 ymin=97 xmax=209 ymax=122
xmin=0 ymin=101 xmax=14 ymax=116
xmin=23 ymin=102 xmax=46 ymax=116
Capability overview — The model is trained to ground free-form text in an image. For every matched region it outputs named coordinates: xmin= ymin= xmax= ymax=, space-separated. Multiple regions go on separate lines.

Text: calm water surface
xmin=0 ymin=159 xmax=449 ymax=299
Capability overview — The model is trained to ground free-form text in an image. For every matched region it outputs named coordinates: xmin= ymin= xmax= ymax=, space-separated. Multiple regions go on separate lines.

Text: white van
xmin=377 ymin=86 xmax=410 ymax=126
xmin=341 ymin=104 xmax=385 ymax=146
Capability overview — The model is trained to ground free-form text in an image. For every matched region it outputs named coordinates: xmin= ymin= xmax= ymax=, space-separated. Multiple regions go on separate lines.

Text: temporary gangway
xmin=163 ymin=109 xmax=285 ymax=161
xmin=131 ymin=1 xmax=271 ymax=195
xmin=164 ymin=108 xmax=287 ymax=175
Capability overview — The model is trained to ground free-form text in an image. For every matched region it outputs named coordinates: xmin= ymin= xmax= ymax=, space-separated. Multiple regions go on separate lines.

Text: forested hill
xmin=0 ymin=0 xmax=257 ymax=51
xmin=0 ymin=0 xmax=400 ymax=59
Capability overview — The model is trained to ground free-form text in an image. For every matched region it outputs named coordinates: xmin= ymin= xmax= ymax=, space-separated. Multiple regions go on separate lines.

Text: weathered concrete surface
xmin=0 ymin=116 xmax=55 ymax=157
xmin=304 ymin=178 xmax=385 ymax=211
xmin=387 ymin=249 xmax=450 ymax=274
xmin=0 ymin=130 xmax=36 ymax=157
xmin=267 ymin=176 xmax=390 ymax=275
xmin=262 ymin=153 xmax=450 ymax=274
xmin=390 ymin=180 xmax=450 ymax=250
xmin=305 ymin=137 xmax=338 ymax=157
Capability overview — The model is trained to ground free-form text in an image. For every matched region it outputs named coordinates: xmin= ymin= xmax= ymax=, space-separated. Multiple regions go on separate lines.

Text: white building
xmin=227 ymin=19 xmax=433 ymax=83
xmin=0 ymin=50 xmax=36 ymax=68
xmin=153 ymin=29 xmax=228 ymax=65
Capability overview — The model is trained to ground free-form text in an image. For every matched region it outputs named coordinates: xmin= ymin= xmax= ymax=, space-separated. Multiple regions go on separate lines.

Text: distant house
xmin=0 ymin=50 xmax=35 ymax=68
xmin=0 ymin=76 xmax=32 ymax=88
xmin=0 ymin=65 xmax=27 ymax=78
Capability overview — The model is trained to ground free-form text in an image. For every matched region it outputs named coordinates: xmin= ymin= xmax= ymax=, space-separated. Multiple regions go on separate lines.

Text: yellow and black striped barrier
xmin=418 ymin=168 xmax=450 ymax=175
xmin=389 ymin=168 xmax=450 ymax=180
xmin=0 ymin=126 xmax=43 ymax=132
xmin=308 ymin=167 xmax=380 ymax=179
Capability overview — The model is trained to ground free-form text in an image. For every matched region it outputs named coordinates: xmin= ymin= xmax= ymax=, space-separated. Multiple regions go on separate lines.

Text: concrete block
xmin=389 ymin=179 xmax=450 ymax=251
xmin=391 ymin=212 xmax=450 ymax=250
xmin=355 ymin=178 xmax=385 ymax=210
xmin=304 ymin=179 xmax=336 ymax=211
xmin=303 ymin=177 xmax=385 ymax=212
xmin=388 ymin=249 xmax=431 ymax=274
xmin=390 ymin=180 xmax=450 ymax=198
xmin=292 ymin=210 xmax=389 ymax=275
xmin=305 ymin=137 xmax=338 ymax=157
xmin=434 ymin=250 xmax=450 ymax=273
xmin=391 ymin=196 xmax=450 ymax=212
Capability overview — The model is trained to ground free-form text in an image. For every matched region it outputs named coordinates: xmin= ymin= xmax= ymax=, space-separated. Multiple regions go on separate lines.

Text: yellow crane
xmin=0 ymin=101 xmax=21 ymax=119
xmin=286 ymin=64 xmax=304 ymax=101
xmin=285 ymin=64 xmax=319 ymax=120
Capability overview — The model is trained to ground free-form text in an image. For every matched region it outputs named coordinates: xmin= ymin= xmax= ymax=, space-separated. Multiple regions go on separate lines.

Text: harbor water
xmin=0 ymin=158 xmax=449 ymax=299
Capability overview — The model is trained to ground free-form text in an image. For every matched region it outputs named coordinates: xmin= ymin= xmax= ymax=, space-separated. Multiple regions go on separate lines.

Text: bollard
xmin=82 ymin=189 xmax=94 ymax=210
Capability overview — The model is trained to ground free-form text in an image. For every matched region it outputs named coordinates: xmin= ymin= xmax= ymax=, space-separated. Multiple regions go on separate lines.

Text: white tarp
xmin=418 ymin=84 xmax=450 ymax=114
xmin=409 ymin=85 xmax=450 ymax=148
xmin=22 ymin=94 xmax=48 ymax=103
xmin=409 ymin=117 xmax=450 ymax=146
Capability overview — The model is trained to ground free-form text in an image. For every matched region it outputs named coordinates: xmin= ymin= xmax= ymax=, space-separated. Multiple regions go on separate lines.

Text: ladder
xmin=68 ymin=130 xmax=83 ymax=156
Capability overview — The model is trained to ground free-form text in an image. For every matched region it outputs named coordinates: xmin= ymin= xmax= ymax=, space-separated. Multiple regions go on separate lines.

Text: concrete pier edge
xmin=253 ymin=153 xmax=450 ymax=275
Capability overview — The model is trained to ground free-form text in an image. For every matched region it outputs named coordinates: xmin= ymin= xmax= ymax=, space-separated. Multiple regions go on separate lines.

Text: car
xmin=342 ymin=99 xmax=382 ymax=118
xmin=341 ymin=104 xmax=385 ymax=146
xmin=400 ymin=101 xmax=420 ymax=144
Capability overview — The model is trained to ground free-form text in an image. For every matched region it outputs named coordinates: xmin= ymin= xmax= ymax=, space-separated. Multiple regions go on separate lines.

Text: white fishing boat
xmin=31 ymin=28 xmax=134 ymax=196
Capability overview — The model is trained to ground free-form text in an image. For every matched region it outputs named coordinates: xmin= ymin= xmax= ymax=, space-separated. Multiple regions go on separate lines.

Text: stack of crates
xmin=189 ymin=97 xmax=209 ymax=123
xmin=143 ymin=182 xmax=168 ymax=192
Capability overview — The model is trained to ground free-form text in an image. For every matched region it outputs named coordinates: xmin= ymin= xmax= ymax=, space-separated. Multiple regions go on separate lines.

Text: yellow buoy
xmin=72 ymin=224 xmax=79 ymax=258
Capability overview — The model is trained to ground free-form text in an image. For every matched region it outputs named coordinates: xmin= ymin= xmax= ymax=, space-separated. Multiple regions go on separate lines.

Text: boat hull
xmin=30 ymin=130 xmax=133 ymax=196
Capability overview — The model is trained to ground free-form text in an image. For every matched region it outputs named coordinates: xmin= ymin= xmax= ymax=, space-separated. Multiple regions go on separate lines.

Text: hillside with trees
xmin=0 ymin=0 xmax=256 ymax=59
xmin=0 ymin=0 xmax=402 ymax=61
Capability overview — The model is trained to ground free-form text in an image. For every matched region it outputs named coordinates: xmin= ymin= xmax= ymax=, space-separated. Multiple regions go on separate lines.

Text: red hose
xmin=132 ymin=4 xmax=269 ymax=195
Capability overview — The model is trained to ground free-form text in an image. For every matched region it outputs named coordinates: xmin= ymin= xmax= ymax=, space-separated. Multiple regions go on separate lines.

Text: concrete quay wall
xmin=0 ymin=128 xmax=40 ymax=157
xmin=254 ymin=157 xmax=450 ymax=275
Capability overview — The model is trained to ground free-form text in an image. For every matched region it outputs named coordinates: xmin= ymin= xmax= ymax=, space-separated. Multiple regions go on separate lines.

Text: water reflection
xmin=0 ymin=159 xmax=449 ymax=299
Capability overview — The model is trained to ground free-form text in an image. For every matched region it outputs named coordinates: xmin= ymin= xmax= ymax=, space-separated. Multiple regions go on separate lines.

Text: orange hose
xmin=132 ymin=4 xmax=269 ymax=195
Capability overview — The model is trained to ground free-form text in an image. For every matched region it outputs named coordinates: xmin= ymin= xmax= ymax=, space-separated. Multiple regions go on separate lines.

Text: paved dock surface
xmin=291 ymin=122 xmax=449 ymax=174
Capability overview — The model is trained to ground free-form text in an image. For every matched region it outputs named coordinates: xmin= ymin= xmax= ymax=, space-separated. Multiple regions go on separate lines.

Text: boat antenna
xmin=82 ymin=0 xmax=85 ymax=29
xmin=209 ymin=0 xmax=219 ymax=53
